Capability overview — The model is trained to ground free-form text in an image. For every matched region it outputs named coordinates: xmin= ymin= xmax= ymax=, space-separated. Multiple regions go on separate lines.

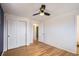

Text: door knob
xmin=8 ymin=35 xmax=10 ymax=37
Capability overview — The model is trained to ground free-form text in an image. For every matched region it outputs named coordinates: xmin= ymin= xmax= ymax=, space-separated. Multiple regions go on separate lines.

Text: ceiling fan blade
xmin=33 ymin=13 xmax=40 ymax=16
xmin=44 ymin=12 xmax=50 ymax=16
xmin=40 ymin=4 xmax=46 ymax=11
xmin=33 ymin=4 xmax=51 ymax=16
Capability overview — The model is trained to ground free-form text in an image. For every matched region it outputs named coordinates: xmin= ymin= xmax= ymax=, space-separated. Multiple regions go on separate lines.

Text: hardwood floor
xmin=3 ymin=41 xmax=76 ymax=56
xmin=77 ymin=45 xmax=79 ymax=55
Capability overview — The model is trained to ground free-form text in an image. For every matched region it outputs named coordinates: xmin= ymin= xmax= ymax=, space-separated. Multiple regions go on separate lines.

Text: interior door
xmin=8 ymin=20 xmax=26 ymax=50
xmin=16 ymin=21 xmax=26 ymax=47
xmin=8 ymin=20 xmax=17 ymax=49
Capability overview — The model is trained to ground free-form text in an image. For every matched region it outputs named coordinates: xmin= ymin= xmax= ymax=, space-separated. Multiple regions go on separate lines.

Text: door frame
xmin=33 ymin=24 xmax=39 ymax=43
xmin=7 ymin=19 xmax=27 ymax=50
xmin=36 ymin=26 xmax=39 ymax=41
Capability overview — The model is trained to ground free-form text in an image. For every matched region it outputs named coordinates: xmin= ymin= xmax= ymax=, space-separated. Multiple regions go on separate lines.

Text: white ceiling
xmin=2 ymin=3 xmax=79 ymax=20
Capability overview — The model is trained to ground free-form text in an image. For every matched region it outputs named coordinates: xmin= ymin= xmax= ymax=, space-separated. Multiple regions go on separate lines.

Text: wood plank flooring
xmin=3 ymin=41 xmax=76 ymax=56
xmin=77 ymin=45 xmax=79 ymax=55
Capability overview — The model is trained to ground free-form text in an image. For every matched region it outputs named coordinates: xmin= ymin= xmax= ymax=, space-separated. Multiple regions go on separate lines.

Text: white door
xmin=8 ymin=20 xmax=17 ymax=49
xmin=16 ymin=21 xmax=26 ymax=47
xmin=8 ymin=20 xmax=26 ymax=49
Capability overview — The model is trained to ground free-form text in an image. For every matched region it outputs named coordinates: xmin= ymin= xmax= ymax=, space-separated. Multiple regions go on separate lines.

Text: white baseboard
xmin=39 ymin=40 xmax=76 ymax=54
xmin=1 ymin=51 xmax=5 ymax=56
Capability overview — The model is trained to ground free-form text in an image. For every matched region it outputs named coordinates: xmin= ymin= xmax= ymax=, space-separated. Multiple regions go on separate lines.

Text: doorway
xmin=7 ymin=19 xmax=27 ymax=50
xmin=33 ymin=24 xmax=39 ymax=43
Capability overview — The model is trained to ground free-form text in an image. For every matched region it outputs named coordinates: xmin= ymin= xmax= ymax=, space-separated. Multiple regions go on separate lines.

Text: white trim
xmin=3 ymin=14 xmax=8 ymax=52
xmin=1 ymin=51 xmax=4 ymax=56
xmin=39 ymin=40 xmax=76 ymax=54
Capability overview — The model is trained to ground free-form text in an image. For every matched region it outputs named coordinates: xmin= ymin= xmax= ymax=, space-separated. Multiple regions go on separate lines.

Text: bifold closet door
xmin=8 ymin=20 xmax=26 ymax=50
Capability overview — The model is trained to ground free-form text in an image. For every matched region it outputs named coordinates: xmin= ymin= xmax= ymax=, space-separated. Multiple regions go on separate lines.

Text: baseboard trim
xmin=0 ymin=51 xmax=4 ymax=56
xmin=1 ymin=51 xmax=4 ymax=56
xmin=39 ymin=41 xmax=76 ymax=55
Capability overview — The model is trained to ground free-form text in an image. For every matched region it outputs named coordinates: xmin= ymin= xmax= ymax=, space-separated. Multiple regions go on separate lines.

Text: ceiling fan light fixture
xmin=40 ymin=12 xmax=44 ymax=16
xmin=33 ymin=4 xmax=50 ymax=16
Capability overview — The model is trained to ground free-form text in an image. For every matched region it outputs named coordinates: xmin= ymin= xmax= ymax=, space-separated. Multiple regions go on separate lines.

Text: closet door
xmin=16 ymin=21 xmax=26 ymax=47
xmin=8 ymin=20 xmax=17 ymax=49
xmin=8 ymin=20 xmax=26 ymax=49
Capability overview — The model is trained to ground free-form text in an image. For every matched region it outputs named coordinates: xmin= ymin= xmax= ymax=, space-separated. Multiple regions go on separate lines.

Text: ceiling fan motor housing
xmin=40 ymin=4 xmax=46 ymax=11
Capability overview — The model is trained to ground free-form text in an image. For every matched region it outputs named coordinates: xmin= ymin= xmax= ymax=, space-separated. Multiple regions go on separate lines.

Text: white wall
xmin=77 ymin=16 xmax=79 ymax=45
xmin=39 ymin=10 xmax=77 ymax=53
xmin=39 ymin=21 xmax=45 ymax=42
xmin=4 ymin=11 xmax=78 ymax=54
xmin=4 ymin=13 xmax=38 ymax=51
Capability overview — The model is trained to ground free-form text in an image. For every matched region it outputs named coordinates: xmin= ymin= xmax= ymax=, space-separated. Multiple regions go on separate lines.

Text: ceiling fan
xmin=33 ymin=4 xmax=50 ymax=16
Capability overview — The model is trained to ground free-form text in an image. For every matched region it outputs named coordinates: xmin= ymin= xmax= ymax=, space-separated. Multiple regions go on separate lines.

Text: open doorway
xmin=33 ymin=24 xmax=39 ymax=43
xmin=77 ymin=16 xmax=79 ymax=55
